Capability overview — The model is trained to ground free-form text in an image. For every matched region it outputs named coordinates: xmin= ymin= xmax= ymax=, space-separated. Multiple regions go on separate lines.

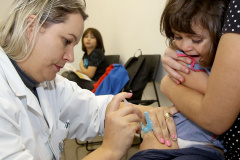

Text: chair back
xmin=142 ymin=55 xmax=160 ymax=82
xmin=105 ymin=55 xmax=120 ymax=66
xmin=124 ymin=54 xmax=161 ymax=106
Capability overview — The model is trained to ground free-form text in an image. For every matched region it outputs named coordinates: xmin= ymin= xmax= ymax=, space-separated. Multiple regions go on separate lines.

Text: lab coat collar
xmin=0 ymin=47 xmax=26 ymax=97
xmin=0 ymin=47 xmax=44 ymax=117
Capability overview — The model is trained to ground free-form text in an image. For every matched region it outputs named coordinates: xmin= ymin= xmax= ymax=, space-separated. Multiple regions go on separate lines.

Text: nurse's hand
xmin=162 ymin=47 xmax=191 ymax=84
xmin=103 ymin=92 xmax=143 ymax=159
xmin=147 ymin=106 xmax=179 ymax=147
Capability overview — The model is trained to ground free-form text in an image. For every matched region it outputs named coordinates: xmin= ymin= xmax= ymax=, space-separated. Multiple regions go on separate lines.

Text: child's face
xmin=172 ymin=25 xmax=212 ymax=64
xmin=83 ymin=32 xmax=97 ymax=50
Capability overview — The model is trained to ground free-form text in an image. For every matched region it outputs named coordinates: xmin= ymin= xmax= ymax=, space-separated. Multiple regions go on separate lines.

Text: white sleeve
xmin=55 ymin=75 xmax=114 ymax=141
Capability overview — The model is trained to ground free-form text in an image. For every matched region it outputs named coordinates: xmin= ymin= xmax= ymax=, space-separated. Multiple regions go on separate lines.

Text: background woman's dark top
xmin=221 ymin=0 xmax=240 ymax=159
xmin=83 ymin=49 xmax=108 ymax=81
xmin=61 ymin=49 xmax=108 ymax=91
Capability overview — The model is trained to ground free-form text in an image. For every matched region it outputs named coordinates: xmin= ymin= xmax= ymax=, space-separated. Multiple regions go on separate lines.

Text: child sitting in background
xmin=79 ymin=28 xmax=108 ymax=81
xmin=62 ymin=28 xmax=108 ymax=90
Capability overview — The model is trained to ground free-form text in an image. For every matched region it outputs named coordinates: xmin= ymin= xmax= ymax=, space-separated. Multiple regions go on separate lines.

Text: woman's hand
xmin=140 ymin=132 xmax=179 ymax=151
xmin=162 ymin=47 xmax=191 ymax=84
xmin=147 ymin=106 xmax=178 ymax=147
xmin=102 ymin=92 xmax=143 ymax=159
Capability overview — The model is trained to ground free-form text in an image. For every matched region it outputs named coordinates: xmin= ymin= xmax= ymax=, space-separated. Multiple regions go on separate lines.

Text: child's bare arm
xmin=79 ymin=59 xmax=97 ymax=78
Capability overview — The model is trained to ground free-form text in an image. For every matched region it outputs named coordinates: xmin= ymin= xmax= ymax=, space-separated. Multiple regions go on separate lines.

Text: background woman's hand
xmin=102 ymin=92 xmax=143 ymax=159
xmin=162 ymin=47 xmax=191 ymax=84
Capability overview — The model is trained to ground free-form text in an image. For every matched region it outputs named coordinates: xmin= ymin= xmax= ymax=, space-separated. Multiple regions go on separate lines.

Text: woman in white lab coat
xmin=0 ymin=0 xmax=150 ymax=159
xmin=0 ymin=0 xmax=178 ymax=159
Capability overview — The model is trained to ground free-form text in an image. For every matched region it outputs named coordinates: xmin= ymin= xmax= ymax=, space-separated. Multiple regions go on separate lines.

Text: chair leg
xmin=75 ymin=138 xmax=85 ymax=146
xmin=153 ymin=82 xmax=160 ymax=107
xmin=85 ymin=137 xmax=141 ymax=151
xmin=76 ymin=135 xmax=142 ymax=152
xmin=86 ymin=140 xmax=103 ymax=152
xmin=75 ymin=138 xmax=102 ymax=152
xmin=86 ymin=141 xmax=97 ymax=152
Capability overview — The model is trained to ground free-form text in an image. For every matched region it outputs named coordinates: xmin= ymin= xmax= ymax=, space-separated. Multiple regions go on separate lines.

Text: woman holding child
xmin=160 ymin=0 xmax=240 ymax=159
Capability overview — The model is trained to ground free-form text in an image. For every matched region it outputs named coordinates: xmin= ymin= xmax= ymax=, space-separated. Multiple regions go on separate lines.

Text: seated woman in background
xmin=62 ymin=28 xmax=108 ymax=90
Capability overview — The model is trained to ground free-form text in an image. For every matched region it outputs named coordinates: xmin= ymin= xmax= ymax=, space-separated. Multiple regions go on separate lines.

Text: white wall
xmin=0 ymin=0 xmax=172 ymax=106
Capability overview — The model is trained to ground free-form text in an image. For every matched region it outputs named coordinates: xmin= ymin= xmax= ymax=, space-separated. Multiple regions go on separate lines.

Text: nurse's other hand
xmin=148 ymin=106 xmax=178 ymax=147
xmin=103 ymin=92 xmax=142 ymax=159
xmin=162 ymin=47 xmax=191 ymax=84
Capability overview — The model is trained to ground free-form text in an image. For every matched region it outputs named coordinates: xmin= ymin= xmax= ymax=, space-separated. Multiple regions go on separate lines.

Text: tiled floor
xmin=61 ymin=135 xmax=141 ymax=160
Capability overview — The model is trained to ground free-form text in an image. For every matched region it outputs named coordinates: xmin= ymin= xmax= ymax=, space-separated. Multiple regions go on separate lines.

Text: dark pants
xmin=129 ymin=146 xmax=225 ymax=160
xmin=61 ymin=71 xmax=94 ymax=91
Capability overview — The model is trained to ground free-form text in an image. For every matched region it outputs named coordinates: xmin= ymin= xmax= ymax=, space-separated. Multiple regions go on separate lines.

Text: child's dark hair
xmin=81 ymin=28 xmax=105 ymax=53
xmin=160 ymin=0 xmax=229 ymax=67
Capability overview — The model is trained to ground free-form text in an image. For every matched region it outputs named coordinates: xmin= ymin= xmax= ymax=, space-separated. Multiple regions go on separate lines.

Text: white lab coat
xmin=0 ymin=47 xmax=113 ymax=160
